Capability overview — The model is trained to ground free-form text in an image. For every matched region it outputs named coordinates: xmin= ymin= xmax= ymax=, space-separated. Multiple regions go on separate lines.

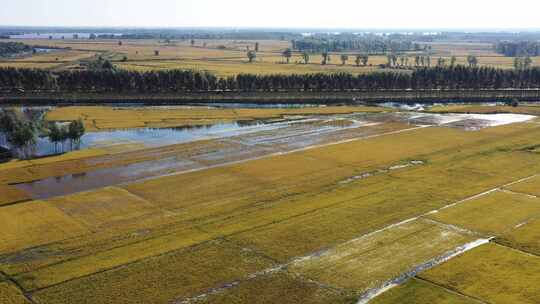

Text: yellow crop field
xmin=370 ymin=278 xmax=479 ymax=304
xmin=0 ymin=185 xmax=30 ymax=206
xmin=197 ymin=272 xmax=356 ymax=304
xmin=428 ymin=104 xmax=540 ymax=116
xmin=229 ymin=129 xmax=540 ymax=260
xmin=0 ymin=38 xmax=390 ymax=75
xmin=8 ymin=50 xmax=96 ymax=63
xmin=32 ymin=240 xmax=275 ymax=304
xmin=116 ymin=59 xmax=382 ymax=76
xmin=289 ymin=219 xmax=476 ymax=293
xmin=2 ymin=105 xmax=540 ymax=304
xmin=419 ymin=243 xmax=540 ymax=304
xmin=0 ymin=62 xmax=62 ymax=69
xmin=3 ymin=38 xmax=540 ymax=75
xmin=0 ymin=281 xmax=31 ymax=304
xmin=505 ymin=175 xmax=540 ymax=196
xmin=45 ymin=105 xmax=389 ymax=131
xmin=427 ymin=190 xmax=540 ymax=236
xmin=496 ymin=217 xmax=540 ymax=256
xmin=14 ymin=225 xmax=216 ymax=291
xmin=47 ymin=186 xmax=159 ymax=230
xmin=0 ymin=201 xmax=89 ymax=254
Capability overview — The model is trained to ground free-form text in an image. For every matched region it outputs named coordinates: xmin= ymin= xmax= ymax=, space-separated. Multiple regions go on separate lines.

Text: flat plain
xmin=2 ymin=38 xmax=539 ymax=75
xmin=1 ymin=104 xmax=540 ymax=304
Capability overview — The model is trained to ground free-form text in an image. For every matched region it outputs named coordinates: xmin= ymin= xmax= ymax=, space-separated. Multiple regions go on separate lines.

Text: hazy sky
xmin=2 ymin=0 xmax=540 ymax=29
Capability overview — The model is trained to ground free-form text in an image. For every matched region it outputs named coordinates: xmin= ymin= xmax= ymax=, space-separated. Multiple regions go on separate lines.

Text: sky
xmin=2 ymin=0 xmax=540 ymax=29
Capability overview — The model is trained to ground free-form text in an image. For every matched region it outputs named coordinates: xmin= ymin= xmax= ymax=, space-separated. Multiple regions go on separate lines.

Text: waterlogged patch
xmin=288 ymin=218 xmax=478 ymax=293
xmin=405 ymin=113 xmax=535 ymax=130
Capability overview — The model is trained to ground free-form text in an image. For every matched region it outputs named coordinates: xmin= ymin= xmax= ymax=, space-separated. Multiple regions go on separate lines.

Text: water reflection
xmin=10 ymin=119 xmax=287 ymax=157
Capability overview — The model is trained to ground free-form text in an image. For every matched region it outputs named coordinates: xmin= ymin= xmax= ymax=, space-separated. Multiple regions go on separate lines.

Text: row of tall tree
xmin=2 ymin=65 xmax=540 ymax=93
xmin=48 ymin=120 xmax=85 ymax=152
xmin=292 ymin=36 xmax=421 ymax=54
xmin=495 ymin=41 xmax=540 ymax=57
xmin=0 ymin=42 xmax=32 ymax=57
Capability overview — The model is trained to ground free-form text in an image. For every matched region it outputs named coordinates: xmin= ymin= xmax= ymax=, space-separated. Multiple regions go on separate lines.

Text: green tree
xmin=355 ymin=55 xmax=362 ymax=67
xmin=450 ymin=56 xmax=457 ymax=67
xmin=399 ymin=56 xmax=406 ymax=66
xmin=437 ymin=57 xmax=446 ymax=67
xmin=302 ymin=52 xmax=310 ymax=64
xmin=48 ymin=122 xmax=63 ymax=152
xmin=247 ymin=50 xmax=257 ymax=63
xmin=7 ymin=122 xmax=36 ymax=159
xmin=340 ymin=54 xmax=349 ymax=65
xmin=467 ymin=55 xmax=478 ymax=67
xmin=0 ymin=110 xmax=16 ymax=146
xmin=387 ymin=54 xmax=398 ymax=67
xmin=523 ymin=56 xmax=533 ymax=69
xmin=282 ymin=48 xmax=292 ymax=64
xmin=361 ymin=55 xmax=369 ymax=66
xmin=68 ymin=119 xmax=85 ymax=150
xmin=514 ymin=57 xmax=522 ymax=70
xmin=321 ymin=52 xmax=330 ymax=65
xmin=415 ymin=55 xmax=421 ymax=67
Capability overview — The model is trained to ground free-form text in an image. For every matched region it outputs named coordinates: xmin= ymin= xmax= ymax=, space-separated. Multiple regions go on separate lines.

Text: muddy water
xmin=16 ymin=157 xmax=199 ymax=199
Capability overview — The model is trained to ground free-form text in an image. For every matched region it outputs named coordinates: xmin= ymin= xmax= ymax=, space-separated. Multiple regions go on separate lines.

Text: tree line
xmin=2 ymin=65 xmax=540 ymax=94
xmin=495 ymin=41 xmax=540 ymax=57
xmin=0 ymin=42 xmax=33 ymax=57
xmin=292 ymin=36 xmax=422 ymax=54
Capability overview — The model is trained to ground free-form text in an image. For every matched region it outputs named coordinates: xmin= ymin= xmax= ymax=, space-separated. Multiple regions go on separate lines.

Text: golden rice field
xmin=369 ymin=278 xmax=479 ymax=304
xmin=0 ymin=38 xmax=385 ymax=75
xmin=419 ymin=243 xmax=540 ymax=304
xmin=45 ymin=105 xmax=390 ymax=131
xmin=0 ymin=280 xmax=31 ymax=304
xmin=1 ymin=38 xmax=539 ymax=74
xmin=428 ymin=104 xmax=540 ymax=116
xmin=1 ymin=105 xmax=540 ymax=303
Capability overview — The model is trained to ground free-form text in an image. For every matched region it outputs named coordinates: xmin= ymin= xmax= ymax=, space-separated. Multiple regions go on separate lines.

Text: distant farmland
xmin=2 ymin=38 xmax=539 ymax=76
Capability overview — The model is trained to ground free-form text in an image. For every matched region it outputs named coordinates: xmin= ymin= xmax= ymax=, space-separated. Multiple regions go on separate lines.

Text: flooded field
xmin=1 ymin=103 xmax=540 ymax=304
xmin=8 ymin=107 xmax=534 ymax=199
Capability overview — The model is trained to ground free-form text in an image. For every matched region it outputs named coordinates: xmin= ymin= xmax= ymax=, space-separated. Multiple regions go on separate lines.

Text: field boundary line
xmin=22 ymin=237 xmax=231 ymax=294
xmin=12 ymin=141 xmax=540 ymax=296
xmin=0 ymin=270 xmax=39 ymax=304
xmin=355 ymin=238 xmax=492 ymax=304
xmin=490 ymin=241 xmax=540 ymax=258
xmin=414 ymin=277 xmax=490 ymax=304
xmin=500 ymin=188 xmax=540 ymax=199
xmin=26 ymin=169 xmax=538 ymax=299
xmin=19 ymin=172 xmax=540 ymax=292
